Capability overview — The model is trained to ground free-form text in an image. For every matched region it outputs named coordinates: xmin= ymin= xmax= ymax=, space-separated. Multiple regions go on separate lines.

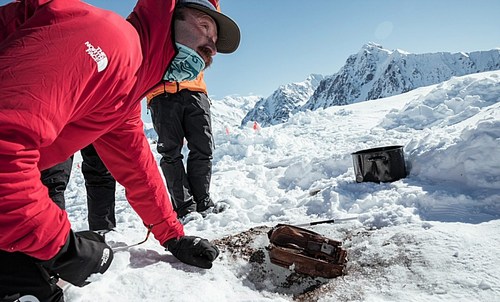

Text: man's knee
xmin=157 ymin=145 xmax=184 ymax=164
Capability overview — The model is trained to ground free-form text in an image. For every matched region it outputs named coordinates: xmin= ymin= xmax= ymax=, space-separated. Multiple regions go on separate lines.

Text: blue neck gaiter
xmin=163 ymin=43 xmax=205 ymax=82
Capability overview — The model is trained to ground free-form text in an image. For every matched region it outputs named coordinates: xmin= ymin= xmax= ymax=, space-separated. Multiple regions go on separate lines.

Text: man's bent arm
xmin=93 ymin=106 xmax=184 ymax=245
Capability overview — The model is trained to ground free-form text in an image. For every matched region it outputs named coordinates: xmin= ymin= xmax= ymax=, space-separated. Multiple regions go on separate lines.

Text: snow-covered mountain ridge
xmin=307 ymin=43 xmax=500 ymax=110
xmin=241 ymin=74 xmax=323 ymax=127
xmin=242 ymin=43 xmax=500 ymax=127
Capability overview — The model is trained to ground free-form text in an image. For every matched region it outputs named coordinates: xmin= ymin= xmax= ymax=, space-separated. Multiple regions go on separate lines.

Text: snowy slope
xmin=62 ymin=71 xmax=499 ymax=302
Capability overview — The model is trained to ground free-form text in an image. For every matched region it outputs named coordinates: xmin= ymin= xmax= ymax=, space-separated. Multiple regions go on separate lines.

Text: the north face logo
xmin=100 ymin=248 xmax=111 ymax=267
xmin=85 ymin=41 xmax=108 ymax=72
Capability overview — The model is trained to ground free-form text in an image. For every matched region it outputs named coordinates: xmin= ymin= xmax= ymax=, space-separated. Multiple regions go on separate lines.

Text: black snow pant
xmin=149 ymin=89 xmax=214 ymax=218
xmin=40 ymin=144 xmax=116 ymax=231
xmin=0 ymin=250 xmax=63 ymax=302
xmin=80 ymin=144 xmax=116 ymax=231
xmin=40 ymin=156 xmax=73 ymax=210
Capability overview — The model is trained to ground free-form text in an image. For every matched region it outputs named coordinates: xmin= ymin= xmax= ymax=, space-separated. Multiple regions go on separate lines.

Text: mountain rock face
xmin=303 ymin=43 xmax=500 ymax=110
xmin=241 ymin=74 xmax=323 ymax=127
xmin=242 ymin=43 xmax=500 ymax=127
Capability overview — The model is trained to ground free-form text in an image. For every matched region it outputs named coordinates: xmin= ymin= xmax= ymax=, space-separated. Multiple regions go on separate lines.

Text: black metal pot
xmin=351 ymin=145 xmax=407 ymax=183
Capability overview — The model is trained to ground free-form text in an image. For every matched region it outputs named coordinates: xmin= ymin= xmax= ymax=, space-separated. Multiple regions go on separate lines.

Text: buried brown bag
xmin=267 ymin=224 xmax=347 ymax=278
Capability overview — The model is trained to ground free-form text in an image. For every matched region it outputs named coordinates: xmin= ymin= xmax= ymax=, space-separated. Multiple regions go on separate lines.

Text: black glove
xmin=41 ymin=230 xmax=114 ymax=287
xmin=164 ymin=236 xmax=219 ymax=269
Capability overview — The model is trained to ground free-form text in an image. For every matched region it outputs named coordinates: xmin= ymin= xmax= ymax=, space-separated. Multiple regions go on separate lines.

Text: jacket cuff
xmin=147 ymin=217 xmax=184 ymax=246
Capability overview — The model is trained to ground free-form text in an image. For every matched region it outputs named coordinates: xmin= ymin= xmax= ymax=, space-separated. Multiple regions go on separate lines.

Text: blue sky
xmin=2 ymin=0 xmax=499 ymax=98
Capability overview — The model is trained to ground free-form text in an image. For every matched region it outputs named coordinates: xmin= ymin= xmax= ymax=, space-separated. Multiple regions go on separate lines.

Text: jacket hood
xmin=126 ymin=0 xmax=177 ymax=99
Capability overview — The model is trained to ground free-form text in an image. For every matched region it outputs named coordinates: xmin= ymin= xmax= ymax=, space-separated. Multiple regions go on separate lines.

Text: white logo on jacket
xmin=85 ymin=41 xmax=108 ymax=72
xmin=100 ymin=248 xmax=110 ymax=267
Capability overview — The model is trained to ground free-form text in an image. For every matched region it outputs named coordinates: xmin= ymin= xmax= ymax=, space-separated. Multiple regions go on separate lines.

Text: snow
xmin=62 ymin=71 xmax=499 ymax=301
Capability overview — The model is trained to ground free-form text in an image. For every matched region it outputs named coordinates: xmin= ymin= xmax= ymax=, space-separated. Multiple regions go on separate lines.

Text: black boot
xmin=196 ymin=197 xmax=214 ymax=213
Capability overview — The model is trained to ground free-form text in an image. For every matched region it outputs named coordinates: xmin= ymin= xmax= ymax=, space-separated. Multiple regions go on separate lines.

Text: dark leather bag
xmin=267 ymin=224 xmax=347 ymax=278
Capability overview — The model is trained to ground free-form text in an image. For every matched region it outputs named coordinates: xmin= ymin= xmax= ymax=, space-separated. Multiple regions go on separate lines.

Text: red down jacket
xmin=0 ymin=0 xmax=184 ymax=260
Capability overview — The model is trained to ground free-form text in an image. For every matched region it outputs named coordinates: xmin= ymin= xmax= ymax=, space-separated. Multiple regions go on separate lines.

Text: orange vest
xmin=146 ymin=72 xmax=207 ymax=103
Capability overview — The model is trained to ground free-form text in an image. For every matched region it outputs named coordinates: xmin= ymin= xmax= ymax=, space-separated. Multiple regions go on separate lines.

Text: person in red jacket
xmin=0 ymin=0 xmax=240 ymax=301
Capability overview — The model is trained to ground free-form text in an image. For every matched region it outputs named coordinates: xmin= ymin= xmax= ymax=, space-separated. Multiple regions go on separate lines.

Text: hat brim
xmin=185 ymin=4 xmax=241 ymax=54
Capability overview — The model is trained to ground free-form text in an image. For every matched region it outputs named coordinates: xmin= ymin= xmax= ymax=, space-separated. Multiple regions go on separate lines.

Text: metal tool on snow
xmin=111 ymin=225 xmax=153 ymax=252
xmin=292 ymin=216 xmax=359 ymax=227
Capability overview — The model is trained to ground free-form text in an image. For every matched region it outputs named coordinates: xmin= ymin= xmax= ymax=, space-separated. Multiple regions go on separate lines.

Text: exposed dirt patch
xmin=214 ymin=226 xmax=343 ymax=301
